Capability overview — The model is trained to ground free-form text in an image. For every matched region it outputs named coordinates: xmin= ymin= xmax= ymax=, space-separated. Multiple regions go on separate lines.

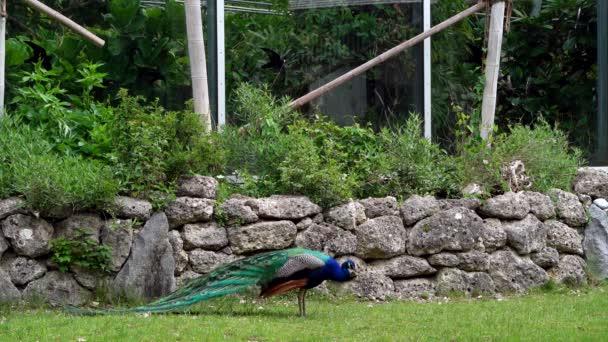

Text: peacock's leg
xmin=298 ymin=288 xmax=307 ymax=317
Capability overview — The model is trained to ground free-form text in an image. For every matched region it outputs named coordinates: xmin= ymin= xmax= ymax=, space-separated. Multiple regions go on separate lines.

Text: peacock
xmin=67 ymin=248 xmax=357 ymax=317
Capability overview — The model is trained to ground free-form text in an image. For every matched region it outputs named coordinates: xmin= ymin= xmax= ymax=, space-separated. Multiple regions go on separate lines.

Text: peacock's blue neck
xmin=306 ymin=259 xmax=350 ymax=288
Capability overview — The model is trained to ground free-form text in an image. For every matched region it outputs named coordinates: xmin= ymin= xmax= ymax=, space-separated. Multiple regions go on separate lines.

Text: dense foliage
xmin=3 ymin=0 xmax=598 ymax=152
xmin=0 ymin=0 xmax=591 ymax=211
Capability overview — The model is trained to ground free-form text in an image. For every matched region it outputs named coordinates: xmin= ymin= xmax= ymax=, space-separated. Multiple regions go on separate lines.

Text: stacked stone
xmin=0 ymin=194 xmax=174 ymax=304
xmin=1 ymin=168 xmax=606 ymax=305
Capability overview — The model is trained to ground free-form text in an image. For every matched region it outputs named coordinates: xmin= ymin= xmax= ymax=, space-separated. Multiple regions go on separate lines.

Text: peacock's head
xmin=341 ymin=259 xmax=357 ymax=279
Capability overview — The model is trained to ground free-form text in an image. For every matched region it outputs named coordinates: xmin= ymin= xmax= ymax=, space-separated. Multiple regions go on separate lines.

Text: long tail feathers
xmin=65 ymin=250 xmax=293 ymax=315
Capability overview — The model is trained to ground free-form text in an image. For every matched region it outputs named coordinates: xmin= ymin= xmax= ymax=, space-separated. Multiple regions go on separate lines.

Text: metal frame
xmin=423 ymin=0 xmax=431 ymax=140
xmin=597 ymin=0 xmax=608 ymax=165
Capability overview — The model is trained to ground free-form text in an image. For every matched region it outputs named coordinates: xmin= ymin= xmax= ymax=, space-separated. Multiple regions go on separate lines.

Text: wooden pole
xmin=480 ymin=1 xmax=505 ymax=140
xmin=288 ymin=2 xmax=486 ymax=109
xmin=22 ymin=0 xmax=105 ymax=47
xmin=0 ymin=0 xmax=6 ymax=117
xmin=184 ymin=0 xmax=211 ymax=130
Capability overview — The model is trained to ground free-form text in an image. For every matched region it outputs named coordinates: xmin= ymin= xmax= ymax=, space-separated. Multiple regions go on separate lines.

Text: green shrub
xmin=11 ymin=153 xmax=118 ymax=214
xmin=493 ymin=121 xmax=584 ymax=193
xmin=0 ymin=117 xmax=119 ymax=213
xmin=359 ymin=115 xmax=460 ymax=199
xmin=277 ymin=134 xmax=356 ymax=207
xmin=457 ymin=120 xmax=584 ymax=194
xmin=108 ymin=89 xmax=223 ymax=203
xmin=50 ymin=228 xmax=112 ymax=272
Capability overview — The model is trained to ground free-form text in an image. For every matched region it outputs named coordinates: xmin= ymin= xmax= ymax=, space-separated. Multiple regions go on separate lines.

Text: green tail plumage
xmin=66 ymin=249 xmax=314 ymax=315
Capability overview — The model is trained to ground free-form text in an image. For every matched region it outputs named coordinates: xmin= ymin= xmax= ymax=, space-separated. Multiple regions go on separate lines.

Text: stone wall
xmin=1 ymin=169 xmax=607 ymax=305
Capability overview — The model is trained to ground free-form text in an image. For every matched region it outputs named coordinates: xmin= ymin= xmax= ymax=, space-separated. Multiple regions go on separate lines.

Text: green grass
xmin=1 ymin=286 xmax=607 ymax=341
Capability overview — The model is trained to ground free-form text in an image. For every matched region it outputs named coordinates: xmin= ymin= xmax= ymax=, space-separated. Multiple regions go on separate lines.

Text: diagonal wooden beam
xmin=22 ymin=0 xmax=105 ymax=47
xmin=288 ymin=1 xmax=486 ymax=109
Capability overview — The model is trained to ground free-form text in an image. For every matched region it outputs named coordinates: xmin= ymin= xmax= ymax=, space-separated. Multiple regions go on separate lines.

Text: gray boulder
xmin=407 ymin=207 xmax=484 ymax=256
xmin=584 ymin=205 xmax=608 ymax=279
xmin=176 ymin=270 xmax=202 ymax=288
xmin=217 ymin=197 xmax=258 ymax=226
xmin=594 ymin=198 xmax=608 ymax=210
xmin=100 ymin=219 xmax=134 ymax=272
xmin=8 ymin=256 xmax=46 ymax=285
xmin=502 ymin=214 xmax=546 ymax=254
xmin=296 ymin=217 xmax=313 ymax=231
xmin=188 ymin=249 xmax=236 ymax=274
xmin=339 ymin=271 xmax=394 ymax=300
xmin=480 ymin=218 xmax=508 ymax=252
xmin=0 ymin=197 xmax=27 ymax=220
xmin=182 ymin=222 xmax=228 ymax=251
xmin=23 ymin=271 xmax=91 ymax=305
xmin=548 ymin=255 xmax=587 ymax=286
xmin=436 ymin=268 xmax=495 ymax=297
xmin=400 ymin=195 xmax=440 ymax=226
xmin=246 ymin=195 xmax=321 ymax=220
xmin=489 ymin=250 xmax=549 ymax=292
xmin=325 ymin=201 xmax=366 ymax=230
xmin=54 ymin=213 xmax=104 ymax=244
xmin=427 ymin=252 xmax=460 ymax=267
xmin=522 ymin=191 xmax=556 ymax=220
xmin=358 ymin=197 xmax=399 ymax=218
xmin=369 ymin=255 xmax=436 ymax=278
xmin=0 ymin=232 xmax=8 ymax=258
xmin=295 ymin=223 xmax=356 ymax=257
xmin=113 ymin=213 xmax=176 ymax=299
xmin=437 ymin=198 xmax=481 ymax=211
xmin=2 ymin=214 xmax=54 ymax=257
xmin=165 ymin=197 xmax=215 ymax=228
xmin=550 ymin=189 xmax=588 ymax=227
xmin=394 ymin=278 xmax=436 ymax=300
xmin=579 ymin=194 xmax=593 ymax=208
xmin=71 ymin=265 xmax=109 ymax=290
xmin=228 ymin=220 xmax=297 ymax=254
xmin=530 ymin=247 xmax=560 ymax=269
xmin=572 ymin=168 xmax=608 ymax=198
xmin=177 ymin=175 xmax=218 ymax=199
xmin=112 ymin=196 xmax=153 ymax=220
xmin=169 ymin=230 xmax=188 ymax=275
xmin=545 ymin=220 xmax=583 ymax=255
xmin=354 ymin=216 xmax=406 ymax=259
xmin=457 ymin=250 xmax=490 ymax=272
xmin=0 ymin=268 xmax=21 ymax=301
xmin=479 ymin=192 xmax=530 ymax=220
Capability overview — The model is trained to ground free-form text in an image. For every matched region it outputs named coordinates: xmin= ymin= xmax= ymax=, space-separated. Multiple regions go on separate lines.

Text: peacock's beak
xmin=349 ymin=268 xmax=357 ymax=279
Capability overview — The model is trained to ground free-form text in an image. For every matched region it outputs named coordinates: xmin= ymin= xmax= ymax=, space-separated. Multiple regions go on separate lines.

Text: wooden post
xmin=22 ymin=0 xmax=105 ymax=47
xmin=184 ymin=0 xmax=211 ymax=130
xmin=480 ymin=1 xmax=506 ymax=140
xmin=288 ymin=2 xmax=486 ymax=109
xmin=0 ymin=0 xmax=6 ymax=117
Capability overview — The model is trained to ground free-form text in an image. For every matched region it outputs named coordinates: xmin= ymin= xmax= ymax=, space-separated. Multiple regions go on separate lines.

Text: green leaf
xmin=6 ymin=38 xmax=33 ymax=66
xmin=108 ymin=0 xmax=141 ymax=28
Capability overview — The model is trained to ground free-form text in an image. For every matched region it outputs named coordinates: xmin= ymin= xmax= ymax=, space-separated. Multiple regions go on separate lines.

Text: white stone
xmin=593 ymin=198 xmax=608 ymax=210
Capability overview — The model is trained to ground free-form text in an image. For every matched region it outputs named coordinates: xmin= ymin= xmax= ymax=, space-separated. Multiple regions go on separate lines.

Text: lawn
xmin=1 ymin=285 xmax=607 ymax=341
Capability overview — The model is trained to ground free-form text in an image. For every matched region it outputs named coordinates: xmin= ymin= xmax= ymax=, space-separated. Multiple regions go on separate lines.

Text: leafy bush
xmin=277 ymin=134 xmax=356 ymax=207
xmin=0 ymin=118 xmax=119 ymax=213
xmin=50 ymin=228 xmax=112 ymax=273
xmin=219 ymin=84 xmax=458 ymax=204
xmin=456 ymin=120 xmax=584 ymax=194
xmin=108 ymin=89 xmax=222 ymax=203
xmin=370 ymin=116 xmax=461 ymax=198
